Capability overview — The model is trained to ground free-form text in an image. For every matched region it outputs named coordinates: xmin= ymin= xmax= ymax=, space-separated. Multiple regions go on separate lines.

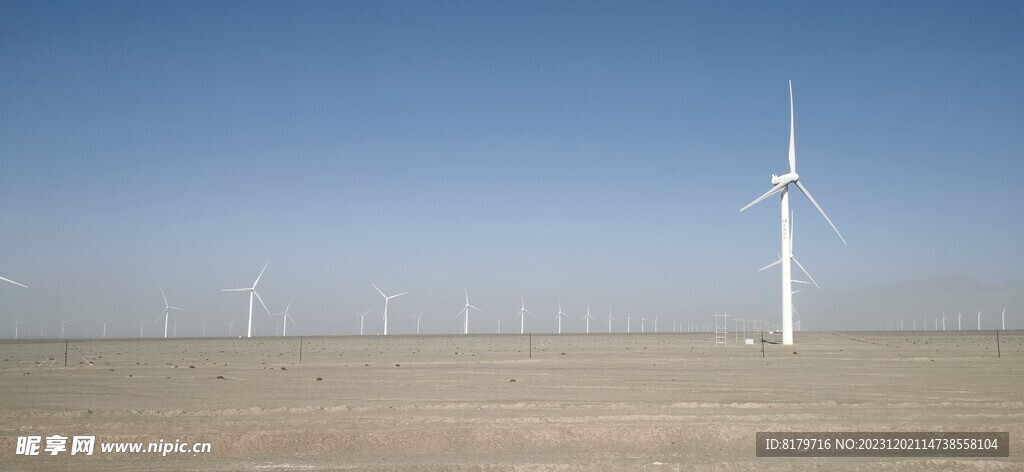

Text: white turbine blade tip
xmin=0 ymin=276 xmax=28 ymax=288
xmin=740 ymin=182 xmax=786 ymax=212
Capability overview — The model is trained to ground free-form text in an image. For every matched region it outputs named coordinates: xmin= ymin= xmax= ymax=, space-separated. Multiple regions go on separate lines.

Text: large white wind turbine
xmin=555 ymin=302 xmax=567 ymax=334
xmin=153 ymin=286 xmax=186 ymax=339
xmin=222 ymin=263 xmax=271 ymax=338
xmin=371 ymin=283 xmax=406 ymax=335
xmin=581 ymin=305 xmax=595 ymax=334
xmin=740 ymin=80 xmax=846 ymax=346
xmin=456 ymin=288 xmax=480 ymax=335
xmin=515 ymin=297 xmax=533 ymax=334
xmin=271 ymin=299 xmax=295 ymax=337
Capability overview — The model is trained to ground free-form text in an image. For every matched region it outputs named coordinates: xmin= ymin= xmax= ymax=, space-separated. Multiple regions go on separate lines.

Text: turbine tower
xmin=102 ymin=320 xmax=112 ymax=339
xmin=58 ymin=318 xmax=71 ymax=341
xmin=412 ymin=311 xmax=424 ymax=335
xmin=740 ymin=80 xmax=846 ymax=346
xmin=515 ymin=297 xmax=533 ymax=334
xmin=221 ymin=263 xmax=271 ymax=338
xmin=371 ymin=283 xmax=407 ymax=335
xmin=976 ymin=309 xmax=982 ymax=330
xmin=456 ymin=288 xmax=479 ymax=335
xmin=154 ymin=286 xmax=186 ymax=339
xmin=606 ymin=310 xmax=615 ymax=333
xmin=626 ymin=312 xmax=632 ymax=333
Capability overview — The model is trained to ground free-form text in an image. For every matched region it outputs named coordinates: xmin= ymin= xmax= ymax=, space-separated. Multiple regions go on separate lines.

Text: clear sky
xmin=2 ymin=1 xmax=1022 ymax=338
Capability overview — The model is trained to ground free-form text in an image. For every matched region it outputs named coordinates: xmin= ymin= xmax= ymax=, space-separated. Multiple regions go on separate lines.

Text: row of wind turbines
xmin=880 ymin=308 xmax=1010 ymax=331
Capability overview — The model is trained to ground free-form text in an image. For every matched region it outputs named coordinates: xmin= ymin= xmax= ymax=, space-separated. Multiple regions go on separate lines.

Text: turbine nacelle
xmin=771 ymin=172 xmax=799 ymax=186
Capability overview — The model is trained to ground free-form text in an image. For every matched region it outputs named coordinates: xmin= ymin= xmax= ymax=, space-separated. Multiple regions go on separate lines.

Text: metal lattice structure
xmin=713 ymin=312 xmax=730 ymax=346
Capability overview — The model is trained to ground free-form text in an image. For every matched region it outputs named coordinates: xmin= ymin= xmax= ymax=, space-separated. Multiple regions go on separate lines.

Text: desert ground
xmin=1 ymin=330 xmax=1022 ymax=471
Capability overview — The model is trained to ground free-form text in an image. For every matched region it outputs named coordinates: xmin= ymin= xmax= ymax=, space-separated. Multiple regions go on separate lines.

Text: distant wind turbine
xmin=640 ymin=314 xmax=646 ymax=333
xmin=456 ymin=288 xmax=480 ymax=334
xmin=353 ymin=310 xmax=370 ymax=336
xmin=581 ymin=305 xmax=595 ymax=334
xmin=412 ymin=311 xmax=424 ymax=335
xmin=222 ymin=263 xmax=271 ymax=338
xmin=606 ymin=310 xmax=615 ymax=333
xmin=14 ymin=316 xmax=28 ymax=339
xmin=153 ymin=286 xmax=187 ymax=339
xmin=58 ymin=318 xmax=71 ymax=341
xmin=515 ymin=297 xmax=533 ymax=334
xmin=977 ymin=309 xmax=982 ymax=331
xmin=626 ymin=312 xmax=632 ymax=334
xmin=958 ymin=311 xmax=962 ymax=331
xmin=1002 ymin=307 xmax=1006 ymax=330
xmin=270 ymin=299 xmax=295 ymax=337
xmin=740 ymin=81 xmax=846 ymax=346
xmin=555 ymin=302 xmax=567 ymax=334
xmin=102 ymin=320 xmax=112 ymax=339
xmin=371 ymin=283 xmax=407 ymax=335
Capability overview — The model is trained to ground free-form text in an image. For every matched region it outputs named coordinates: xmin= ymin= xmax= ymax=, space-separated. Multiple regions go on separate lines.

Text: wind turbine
xmin=14 ymin=316 xmax=28 ymax=339
xmin=626 ymin=312 xmax=632 ymax=334
xmin=606 ymin=310 xmax=615 ymax=333
xmin=977 ymin=309 xmax=982 ymax=330
xmin=139 ymin=320 xmax=146 ymax=338
xmin=411 ymin=311 xmax=424 ymax=335
xmin=102 ymin=320 xmax=112 ymax=339
xmin=942 ymin=313 xmax=946 ymax=331
xmin=958 ymin=311 xmax=962 ymax=330
xmin=153 ymin=286 xmax=186 ymax=339
xmin=555 ymin=302 xmax=567 ymax=334
xmin=222 ymin=263 xmax=271 ymax=338
xmin=353 ymin=309 xmax=370 ymax=335
xmin=1002 ymin=307 xmax=1006 ymax=330
xmin=653 ymin=315 xmax=659 ymax=333
xmin=456 ymin=288 xmax=480 ymax=335
xmin=202 ymin=322 xmax=213 ymax=336
xmin=740 ymin=81 xmax=846 ymax=346
xmin=371 ymin=283 xmax=406 ymax=335
xmin=640 ymin=314 xmax=646 ymax=333
xmin=271 ymin=299 xmax=295 ymax=337
xmin=581 ymin=305 xmax=595 ymax=334
xmin=515 ymin=297 xmax=533 ymax=334
xmin=58 ymin=318 xmax=71 ymax=341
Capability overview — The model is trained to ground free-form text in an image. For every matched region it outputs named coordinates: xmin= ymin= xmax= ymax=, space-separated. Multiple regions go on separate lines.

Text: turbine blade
xmin=160 ymin=286 xmax=168 ymax=306
xmin=168 ymin=306 xmax=187 ymax=312
xmin=392 ymin=291 xmax=408 ymax=299
xmin=759 ymin=259 xmax=782 ymax=272
xmin=789 ymin=80 xmax=796 ymax=174
xmin=740 ymin=182 xmax=786 ymax=212
xmin=253 ymin=291 xmax=271 ymax=315
xmin=794 ymin=180 xmax=846 ymax=244
xmin=284 ymin=298 xmax=292 ymax=313
xmin=222 ymin=288 xmax=249 ymax=292
xmin=792 ymin=257 xmax=820 ymax=289
xmin=371 ymin=283 xmax=386 ymax=298
xmin=524 ymin=309 xmax=534 ymax=316
xmin=468 ymin=304 xmax=480 ymax=312
xmin=253 ymin=263 xmax=268 ymax=288
xmin=0 ymin=276 xmax=28 ymax=288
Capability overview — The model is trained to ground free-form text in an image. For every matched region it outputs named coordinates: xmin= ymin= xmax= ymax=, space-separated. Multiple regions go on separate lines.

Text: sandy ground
xmin=1 ymin=330 xmax=1022 ymax=471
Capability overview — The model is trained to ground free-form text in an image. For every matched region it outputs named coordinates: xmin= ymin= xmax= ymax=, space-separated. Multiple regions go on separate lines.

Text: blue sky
xmin=1 ymin=1 xmax=1022 ymax=338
